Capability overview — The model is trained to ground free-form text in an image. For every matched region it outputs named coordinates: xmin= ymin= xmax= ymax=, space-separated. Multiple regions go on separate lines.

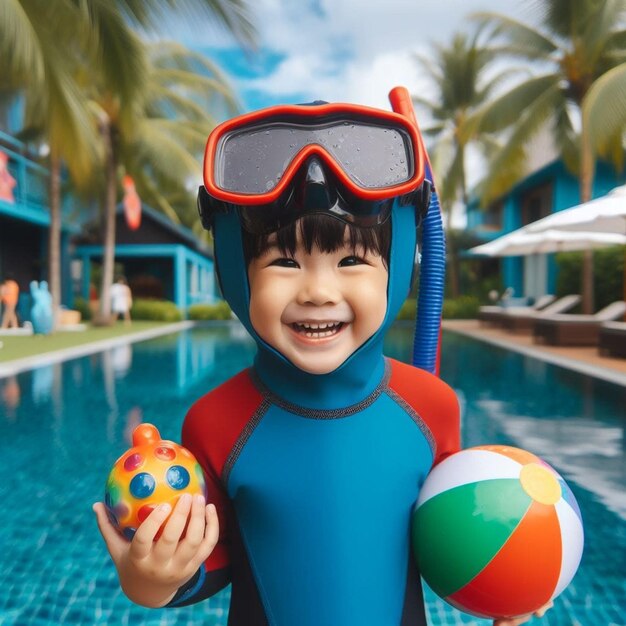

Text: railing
xmin=0 ymin=129 xmax=75 ymax=221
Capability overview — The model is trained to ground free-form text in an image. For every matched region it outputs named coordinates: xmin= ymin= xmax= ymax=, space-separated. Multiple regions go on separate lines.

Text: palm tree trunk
xmin=98 ymin=119 xmax=117 ymax=324
xmin=48 ymin=152 xmax=62 ymax=331
xmin=580 ymin=126 xmax=595 ymax=314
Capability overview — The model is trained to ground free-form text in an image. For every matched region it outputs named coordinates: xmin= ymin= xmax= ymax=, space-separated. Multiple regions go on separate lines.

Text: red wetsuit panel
xmin=182 ymin=368 xmax=265 ymax=572
xmin=387 ymin=358 xmax=460 ymax=465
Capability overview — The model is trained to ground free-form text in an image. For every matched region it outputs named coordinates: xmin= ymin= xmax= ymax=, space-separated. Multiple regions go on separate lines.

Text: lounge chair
xmin=478 ymin=294 xmax=556 ymax=326
xmin=598 ymin=322 xmax=626 ymax=358
xmin=533 ymin=301 xmax=626 ymax=346
xmin=500 ymin=294 xmax=582 ymax=333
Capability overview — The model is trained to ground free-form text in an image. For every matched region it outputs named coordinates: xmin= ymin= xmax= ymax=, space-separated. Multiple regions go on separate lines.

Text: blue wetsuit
xmin=169 ymin=201 xmax=460 ymax=625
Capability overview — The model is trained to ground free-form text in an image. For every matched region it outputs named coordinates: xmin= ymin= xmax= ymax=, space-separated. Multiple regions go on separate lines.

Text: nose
xmin=296 ymin=267 xmax=341 ymax=306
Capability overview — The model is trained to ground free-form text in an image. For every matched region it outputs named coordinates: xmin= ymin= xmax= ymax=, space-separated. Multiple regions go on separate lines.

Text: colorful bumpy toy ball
xmin=104 ymin=423 xmax=206 ymax=540
xmin=412 ymin=445 xmax=584 ymax=620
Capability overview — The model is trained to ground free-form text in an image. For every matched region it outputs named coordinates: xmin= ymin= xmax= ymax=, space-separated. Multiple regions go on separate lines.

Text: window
xmin=481 ymin=200 xmax=503 ymax=230
xmin=520 ymin=182 xmax=553 ymax=226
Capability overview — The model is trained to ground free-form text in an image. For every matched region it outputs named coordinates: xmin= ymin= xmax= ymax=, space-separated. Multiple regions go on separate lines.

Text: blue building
xmin=0 ymin=97 xmax=216 ymax=319
xmin=0 ymin=127 xmax=80 ymax=320
xmin=465 ymin=158 xmax=625 ymax=301
xmin=73 ymin=204 xmax=216 ymax=310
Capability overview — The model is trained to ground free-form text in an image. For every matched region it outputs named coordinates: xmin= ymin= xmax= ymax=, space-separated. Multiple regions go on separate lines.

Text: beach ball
xmin=104 ymin=423 xmax=206 ymax=540
xmin=412 ymin=445 xmax=584 ymax=620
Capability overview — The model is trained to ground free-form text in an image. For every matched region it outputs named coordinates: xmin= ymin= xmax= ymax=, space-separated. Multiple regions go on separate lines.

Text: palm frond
xmin=133 ymin=170 xmax=183 ymax=223
xmin=0 ymin=0 xmax=44 ymax=84
xmin=605 ymin=28 xmax=626 ymax=55
xmin=479 ymin=83 xmax=562 ymax=203
xmin=469 ymin=73 xmax=560 ymax=134
xmin=437 ymin=144 xmax=466 ymax=208
xmin=471 ymin=12 xmax=559 ymax=58
xmin=83 ymin=0 xmax=149 ymax=134
xmin=583 ymin=62 xmax=626 ymax=155
xmin=581 ymin=0 xmax=626 ymax=64
xmin=411 ymin=95 xmax=439 ymax=112
xmin=476 ymin=66 xmax=529 ymax=102
xmin=172 ymin=0 xmax=257 ymax=50
xmin=133 ymin=118 xmax=203 ymax=181
xmin=144 ymin=83 xmax=220 ymax=125
xmin=552 ymin=100 xmax=579 ymax=173
xmin=150 ymin=68 xmax=236 ymax=105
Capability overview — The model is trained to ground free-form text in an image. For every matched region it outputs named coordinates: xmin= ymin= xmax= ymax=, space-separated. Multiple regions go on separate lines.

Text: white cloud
xmin=171 ymin=0 xmax=529 ymax=111
xmin=233 ymin=0 xmax=526 ymax=107
xmin=240 ymin=48 xmax=425 ymax=109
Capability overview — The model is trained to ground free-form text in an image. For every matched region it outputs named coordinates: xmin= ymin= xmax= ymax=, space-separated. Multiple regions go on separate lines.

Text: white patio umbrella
xmin=525 ymin=184 xmax=626 ymax=234
xmin=523 ymin=183 xmax=626 ymax=311
xmin=469 ymin=229 xmax=626 ymax=257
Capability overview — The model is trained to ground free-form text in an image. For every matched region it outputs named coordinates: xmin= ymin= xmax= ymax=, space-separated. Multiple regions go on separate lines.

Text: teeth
xmin=293 ymin=321 xmax=343 ymax=337
xmin=300 ymin=322 xmax=339 ymax=330
xmin=304 ymin=329 xmax=336 ymax=338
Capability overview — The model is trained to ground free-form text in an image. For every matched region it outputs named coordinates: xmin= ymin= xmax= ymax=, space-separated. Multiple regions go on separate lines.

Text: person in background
xmin=1 ymin=275 xmax=19 ymax=329
xmin=110 ymin=276 xmax=133 ymax=325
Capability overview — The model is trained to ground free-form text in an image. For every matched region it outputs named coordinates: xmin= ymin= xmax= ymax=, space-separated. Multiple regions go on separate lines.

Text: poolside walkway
xmin=444 ymin=319 xmax=626 ymax=387
xmin=0 ymin=320 xmax=194 ymax=378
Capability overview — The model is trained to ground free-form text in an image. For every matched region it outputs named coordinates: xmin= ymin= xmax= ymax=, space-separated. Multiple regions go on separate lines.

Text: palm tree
xmin=1 ymin=0 xmax=255 ymax=324
xmin=124 ymin=42 xmax=239 ymax=232
xmin=411 ymin=28 xmax=518 ymax=297
xmin=0 ymin=0 xmax=101 ymax=320
xmin=470 ymin=0 xmax=626 ymax=312
xmin=84 ymin=0 xmax=255 ymax=323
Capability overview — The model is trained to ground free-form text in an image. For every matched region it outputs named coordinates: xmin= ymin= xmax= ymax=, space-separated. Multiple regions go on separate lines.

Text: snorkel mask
xmin=198 ymin=86 xmax=446 ymax=376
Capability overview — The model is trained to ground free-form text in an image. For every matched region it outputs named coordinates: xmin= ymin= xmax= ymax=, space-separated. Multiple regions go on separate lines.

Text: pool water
xmin=0 ymin=324 xmax=624 ymax=626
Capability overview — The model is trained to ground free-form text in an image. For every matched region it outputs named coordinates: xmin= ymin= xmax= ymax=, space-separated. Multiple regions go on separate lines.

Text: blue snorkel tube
xmin=389 ymin=87 xmax=445 ymax=376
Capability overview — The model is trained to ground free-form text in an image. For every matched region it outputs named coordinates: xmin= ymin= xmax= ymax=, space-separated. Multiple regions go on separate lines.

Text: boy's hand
xmin=493 ymin=601 xmax=553 ymax=626
xmin=93 ymin=493 xmax=219 ymax=607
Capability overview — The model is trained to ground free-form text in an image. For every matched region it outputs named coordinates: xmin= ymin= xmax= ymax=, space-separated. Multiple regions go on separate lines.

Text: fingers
xmin=130 ymin=503 xmax=173 ymax=559
xmin=495 ymin=599 xmax=554 ymax=625
xmin=121 ymin=494 xmax=219 ymax=569
xmin=198 ymin=502 xmax=220 ymax=560
xmin=93 ymin=502 xmax=127 ymax=561
xmin=151 ymin=494 xmax=195 ymax=562
xmin=184 ymin=495 xmax=209 ymax=543
xmin=174 ymin=497 xmax=218 ymax=565
xmin=534 ymin=601 xmax=553 ymax=618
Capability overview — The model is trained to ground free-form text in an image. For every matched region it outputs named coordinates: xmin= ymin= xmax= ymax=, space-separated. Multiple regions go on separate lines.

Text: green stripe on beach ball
xmin=413 ymin=478 xmax=532 ymax=597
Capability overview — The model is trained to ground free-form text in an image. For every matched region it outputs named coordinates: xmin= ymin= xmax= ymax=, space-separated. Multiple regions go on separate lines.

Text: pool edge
xmin=0 ymin=321 xmax=196 ymax=378
xmin=444 ymin=322 xmax=626 ymax=388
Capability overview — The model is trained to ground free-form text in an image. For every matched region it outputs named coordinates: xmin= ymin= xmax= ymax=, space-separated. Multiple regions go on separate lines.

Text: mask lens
xmin=215 ymin=119 xmax=414 ymax=194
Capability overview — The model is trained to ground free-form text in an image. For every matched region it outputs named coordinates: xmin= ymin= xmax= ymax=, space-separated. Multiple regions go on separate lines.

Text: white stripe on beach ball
xmin=553 ymin=497 xmax=585 ymax=598
xmin=418 ymin=449 xmax=522 ymax=506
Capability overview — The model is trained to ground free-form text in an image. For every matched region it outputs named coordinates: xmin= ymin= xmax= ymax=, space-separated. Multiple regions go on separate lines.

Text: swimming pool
xmin=0 ymin=325 xmax=623 ymax=625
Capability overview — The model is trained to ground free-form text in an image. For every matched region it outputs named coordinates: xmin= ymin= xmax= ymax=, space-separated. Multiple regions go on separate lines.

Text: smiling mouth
xmin=290 ymin=321 xmax=345 ymax=338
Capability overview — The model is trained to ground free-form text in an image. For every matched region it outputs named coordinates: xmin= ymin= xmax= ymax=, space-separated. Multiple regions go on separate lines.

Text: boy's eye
xmin=269 ymin=257 xmax=299 ymax=268
xmin=339 ymin=255 xmax=365 ymax=267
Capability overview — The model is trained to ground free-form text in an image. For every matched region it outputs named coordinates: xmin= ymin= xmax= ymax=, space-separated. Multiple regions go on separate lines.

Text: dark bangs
xmin=243 ymin=214 xmax=391 ymax=265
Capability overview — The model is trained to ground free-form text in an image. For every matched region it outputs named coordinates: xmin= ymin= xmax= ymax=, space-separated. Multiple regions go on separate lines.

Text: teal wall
xmin=74 ymin=243 xmax=216 ymax=312
xmin=466 ymin=160 xmax=626 ymax=298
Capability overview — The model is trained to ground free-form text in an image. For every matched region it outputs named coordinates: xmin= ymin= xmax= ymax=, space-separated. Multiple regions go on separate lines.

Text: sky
xmin=173 ymin=0 xmax=532 ymax=115
xmin=169 ymin=0 xmax=534 ymax=225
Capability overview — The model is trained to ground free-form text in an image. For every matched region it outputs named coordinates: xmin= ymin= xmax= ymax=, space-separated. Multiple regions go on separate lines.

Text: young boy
xmin=94 ymin=90 xmax=549 ymax=626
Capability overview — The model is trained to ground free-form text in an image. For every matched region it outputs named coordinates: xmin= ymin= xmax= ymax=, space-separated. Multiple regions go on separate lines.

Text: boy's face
xmin=247 ymin=227 xmax=388 ymax=375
